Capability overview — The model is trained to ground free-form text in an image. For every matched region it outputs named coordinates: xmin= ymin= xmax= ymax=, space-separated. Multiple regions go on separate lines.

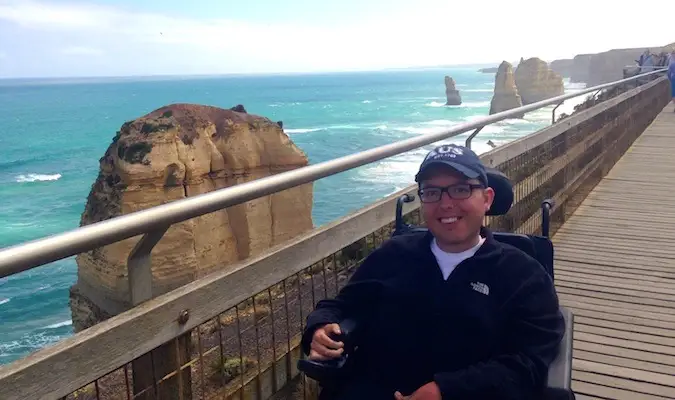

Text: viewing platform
xmin=0 ymin=71 xmax=673 ymax=400
xmin=553 ymin=107 xmax=675 ymax=399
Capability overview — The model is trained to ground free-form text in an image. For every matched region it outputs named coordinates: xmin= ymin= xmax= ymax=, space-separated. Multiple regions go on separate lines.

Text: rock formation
xmin=69 ymin=104 xmax=314 ymax=331
xmin=549 ymin=59 xmax=574 ymax=78
xmin=513 ymin=57 xmax=564 ymax=105
xmin=570 ymin=54 xmax=593 ymax=83
xmin=489 ymin=61 xmax=524 ymax=117
xmin=444 ymin=76 xmax=462 ymax=106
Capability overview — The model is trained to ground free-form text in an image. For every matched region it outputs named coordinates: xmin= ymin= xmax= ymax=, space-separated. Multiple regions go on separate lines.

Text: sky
xmin=0 ymin=0 xmax=672 ymax=78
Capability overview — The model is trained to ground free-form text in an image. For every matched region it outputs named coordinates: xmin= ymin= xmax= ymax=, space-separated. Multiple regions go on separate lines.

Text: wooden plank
xmin=574 ymin=341 xmax=675 ymax=367
xmin=561 ymin=299 xmax=675 ymax=323
xmin=573 ymin=394 xmax=605 ymax=400
xmin=555 ymin=274 xmax=675 ymax=297
xmin=559 ymin=290 xmax=675 ymax=315
xmin=556 ymin=287 xmax=675 ymax=310
xmin=574 ymin=332 xmax=675 ymax=357
xmin=554 ymin=237 xmax=675 ymax=257
xmin=574 ymin=359 xmax=675 ymax=388
xmin=556 ymin=261 xmax=675 ymax=281
xmin=556 ymin=279 xmax=675 ymax=303
xmin=555 ymin=225 xmax=675 ymax=243
xmin=573 ymin=370 xmax=674 ymax=398
xmin=574 ymin=349 xmax=675 ymax=375
xmin=574 ymin=324 xmax=675 ymax=347
xmin=555 ymin=250 xmax=675 ymax=272
xmin=572 ymin=380 xmax=671 ymax=400
xmin=555 ymin=245 xmax=675 ymax=264
xmin=556 ymin=271 xmax=675 ymax=292
xmin=573 ymin=316 xmax=675 ymax=339
xmin=568 ymin=307 xmax=675 ymax=331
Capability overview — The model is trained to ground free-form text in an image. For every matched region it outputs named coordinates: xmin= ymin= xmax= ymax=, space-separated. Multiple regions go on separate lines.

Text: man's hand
xmin=394 ymin=382 xmax=441 ymax=400
xmin=308 ymin=323 xmax=344 ymax=360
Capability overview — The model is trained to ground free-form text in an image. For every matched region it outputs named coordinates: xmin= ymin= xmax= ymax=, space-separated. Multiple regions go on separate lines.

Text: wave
xmin=425 ymin=101 xmax=490 ymax=108
xmin=0 ymin=298 xmax=9 ymax=305
xmin=463 ymin=89 xmax=493 ymax=93
xmin=269 ymin=102 xmax=302 ymax=108
xmin=15 ymin=173 xmax=61 ymax=183
xmin=393 ymin=121 xmax=505 ymax=136
xmin=564 ymin=82 xmax=587 ymax=90
xmin=285 ymin=128 xmax=324 ymax=134
xmin=362 ymin=100 xmax=372 ymax=104
xmin=423 ymin=119 xmax=456 ymax=126
xmin=43 ymin=320 xmax=72 ymax=330
xmin=461 ymin=101 xmax=490 ymax=108
xmin=462 ymin=115 xmax=533 ymax=126
xmin=285 ymin=124 xmax=375 ymax=134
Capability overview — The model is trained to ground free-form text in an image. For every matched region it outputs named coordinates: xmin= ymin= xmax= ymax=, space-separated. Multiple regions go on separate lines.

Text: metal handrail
xmin=0 ymin=68 xmax=666 ymax=278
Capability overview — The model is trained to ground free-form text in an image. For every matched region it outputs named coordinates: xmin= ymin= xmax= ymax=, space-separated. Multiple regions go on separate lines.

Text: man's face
xmin=419 ymin=165 xmax=494 ymax=252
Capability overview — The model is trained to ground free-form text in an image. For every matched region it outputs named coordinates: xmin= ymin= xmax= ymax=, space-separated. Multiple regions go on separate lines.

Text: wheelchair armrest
xmin=297 ymin=319 xmax=359 ymax=383
xmin=544 ymin=306 xmax=575 ymax=399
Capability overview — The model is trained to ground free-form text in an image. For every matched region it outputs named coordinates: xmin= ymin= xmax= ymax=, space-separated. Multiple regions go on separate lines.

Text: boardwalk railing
xmin=0 ymin=70 xmax=670 ymax=400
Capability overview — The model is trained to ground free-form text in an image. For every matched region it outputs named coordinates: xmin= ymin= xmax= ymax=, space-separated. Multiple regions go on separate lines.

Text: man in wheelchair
xmin=300 ymin=144 xmax=567 ymax=400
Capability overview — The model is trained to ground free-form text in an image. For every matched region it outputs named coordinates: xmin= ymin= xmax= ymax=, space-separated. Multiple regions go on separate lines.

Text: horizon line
xmin=0 ymin=60 xmax=525 ymax=81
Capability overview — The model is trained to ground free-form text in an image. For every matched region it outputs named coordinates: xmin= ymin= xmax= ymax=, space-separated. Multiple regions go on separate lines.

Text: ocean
xmin=0 ymin=67 xmax=586 ymax=365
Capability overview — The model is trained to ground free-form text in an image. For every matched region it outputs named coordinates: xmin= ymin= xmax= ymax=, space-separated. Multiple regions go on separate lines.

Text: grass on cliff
xmin=117 ymin=141 xmax=153 ymax=164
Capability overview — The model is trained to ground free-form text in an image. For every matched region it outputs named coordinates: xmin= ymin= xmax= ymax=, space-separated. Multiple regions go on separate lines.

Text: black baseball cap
xmin=414 ymin=144 xmax=488 ymax=187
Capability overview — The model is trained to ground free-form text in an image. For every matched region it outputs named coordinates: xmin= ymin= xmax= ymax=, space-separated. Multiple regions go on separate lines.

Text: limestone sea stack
xmin=69 ymin=104 xmax=314 ymax=331
xmin=444 ymin=76 xmax=462 ymax=106
xmin=514 ymin=57 xmax=564 ymax=105
xmin=489 ymin=61 xmax=524 ymax=118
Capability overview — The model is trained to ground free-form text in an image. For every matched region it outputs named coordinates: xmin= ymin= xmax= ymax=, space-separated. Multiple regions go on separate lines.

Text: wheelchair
xmin=297 ymin=168 xmax=575 ymax=400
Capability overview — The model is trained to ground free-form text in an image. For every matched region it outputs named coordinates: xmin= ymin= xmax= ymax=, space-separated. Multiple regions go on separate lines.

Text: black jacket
xmin=301 ymin=228 xmax=565 ymax=400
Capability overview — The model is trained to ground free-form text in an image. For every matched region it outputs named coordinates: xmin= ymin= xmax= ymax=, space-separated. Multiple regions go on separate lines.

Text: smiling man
xmin=301 ymin=144 xmax=565 ymax=400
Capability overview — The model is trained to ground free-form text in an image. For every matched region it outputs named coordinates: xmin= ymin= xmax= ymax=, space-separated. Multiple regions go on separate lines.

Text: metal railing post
xmin=465 ymin=126 xmax=484 ymax=149
xmin=551 ymin=102 xmax=565 ymax=124
xmin=127 ymin=226 xmax=192 ymax=400
xmin=128 ymin=227 xmax=169 ymax=305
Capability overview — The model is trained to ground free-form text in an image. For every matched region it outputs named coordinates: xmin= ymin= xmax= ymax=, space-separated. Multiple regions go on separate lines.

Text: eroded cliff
xmin=514 ymin=57 xmax=564 ymax=104
xmin=489 ymin=61 xmax=524 ymax=117
xmin=69 ymin=104 xmax=314 ymax=331
xmin=444 ymin=76 xmax=462 ymax=105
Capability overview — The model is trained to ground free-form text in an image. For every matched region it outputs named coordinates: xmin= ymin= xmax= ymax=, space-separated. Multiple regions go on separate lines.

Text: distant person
xmin=668 ymin=52 xmax=675 ymax=112
xmin=641 ymin=52 xmax=654 ymax=73
xmin=637 ymin=50 xmax=650 ymax=67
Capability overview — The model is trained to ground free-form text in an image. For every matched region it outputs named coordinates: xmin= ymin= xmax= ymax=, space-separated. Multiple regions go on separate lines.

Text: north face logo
xmin=470 ymin=281 xmax=490 ymax=296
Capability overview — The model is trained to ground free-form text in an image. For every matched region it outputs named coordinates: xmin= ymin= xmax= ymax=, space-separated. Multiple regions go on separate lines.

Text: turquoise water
xmin=0 ymin=67 xmax=586 ymax=365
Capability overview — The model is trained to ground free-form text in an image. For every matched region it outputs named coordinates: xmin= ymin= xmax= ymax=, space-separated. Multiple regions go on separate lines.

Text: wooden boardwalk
xmin=553 ymin=105 xmax=675 ymax=400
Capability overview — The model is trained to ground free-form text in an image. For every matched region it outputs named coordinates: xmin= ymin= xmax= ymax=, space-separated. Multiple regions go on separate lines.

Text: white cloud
xmin=0 ymin=0 xmax=110 ymax=29
xmin=60 ymin=46 xmax=104 ymax=56
xmin=0 ymin=0 xmax=672 ymax=76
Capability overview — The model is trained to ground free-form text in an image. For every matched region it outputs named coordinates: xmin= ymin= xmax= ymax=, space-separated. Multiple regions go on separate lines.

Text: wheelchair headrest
xmin=486 ymin=168 xmax=514 ymax=216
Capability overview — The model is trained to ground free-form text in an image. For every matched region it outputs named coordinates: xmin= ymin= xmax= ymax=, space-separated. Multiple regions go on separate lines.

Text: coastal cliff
xmin=550 ymin=42 xmax=675 ymax=85
xmin=514 ymin=57 xmax=564 ymax=104
xmin=489 ymin=61 xmax=523 ymax=117
xmin=586 ymin=44 xmax=674 ymax=85
xmin=69 ymin=104 xmax=314 ymax=331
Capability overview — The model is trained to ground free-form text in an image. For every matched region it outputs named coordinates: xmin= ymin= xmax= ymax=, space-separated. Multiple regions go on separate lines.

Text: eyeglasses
xmin=418 ymin=183 xmax=484 ymax=203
